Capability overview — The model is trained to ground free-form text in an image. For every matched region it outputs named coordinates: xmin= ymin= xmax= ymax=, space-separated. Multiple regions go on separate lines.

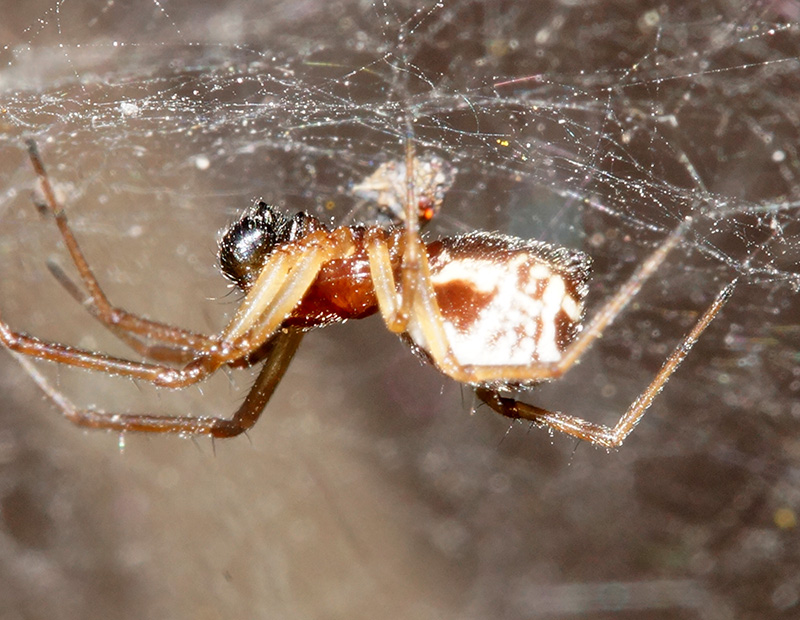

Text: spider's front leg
xmin=45 ymin=261 xmax=214 ymax=364
xmin=26 ymin=139 xmax=216 ymax=362
xmin=476 ymin=280 xmax=736 ymax=448
xmin=1 ymin=228 xmax=343 ymax=436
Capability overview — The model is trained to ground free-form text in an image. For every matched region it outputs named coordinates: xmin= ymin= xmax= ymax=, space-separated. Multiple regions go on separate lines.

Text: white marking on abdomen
xmin=412 ymin=255 xmax=579 ymax=367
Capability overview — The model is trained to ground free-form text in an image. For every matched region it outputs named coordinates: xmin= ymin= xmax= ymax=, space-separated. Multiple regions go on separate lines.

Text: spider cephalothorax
xmin=218 ymin=201 xmax=325 ymax=291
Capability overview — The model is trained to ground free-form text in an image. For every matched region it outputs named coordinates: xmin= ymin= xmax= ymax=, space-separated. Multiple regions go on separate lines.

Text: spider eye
xmin=283 ymin=211 xmax=326 ymax=241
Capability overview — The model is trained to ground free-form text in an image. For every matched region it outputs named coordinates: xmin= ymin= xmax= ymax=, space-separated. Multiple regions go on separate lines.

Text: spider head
xmin=218 ymin=201 xmax=325 ymax=291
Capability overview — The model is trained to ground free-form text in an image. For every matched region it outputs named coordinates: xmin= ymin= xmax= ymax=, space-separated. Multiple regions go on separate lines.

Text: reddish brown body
xmin=260 ymin=215 xmax=591 ymax=377
xmin=283 ymin=227 xmax=401 ymax=328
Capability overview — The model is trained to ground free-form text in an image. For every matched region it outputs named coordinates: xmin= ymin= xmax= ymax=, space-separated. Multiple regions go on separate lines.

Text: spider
xmin=0 ymin=139 xmax=734 ymax=448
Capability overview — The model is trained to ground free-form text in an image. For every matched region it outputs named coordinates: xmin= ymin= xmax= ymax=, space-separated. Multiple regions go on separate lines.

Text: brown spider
xmin=0 ymin=140 xmax=734 ymax=447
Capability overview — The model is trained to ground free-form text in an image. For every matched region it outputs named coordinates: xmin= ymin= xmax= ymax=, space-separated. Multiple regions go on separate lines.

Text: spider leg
xmin=0 ymin=316 xmax=219 ymax=387
xmin=365 ymin=135 xmax=468 ymax=372
xmin=13 ymin=327 xmax=304 ymax=437
xmin=394 ymin=214 xmax=696 ymax=385
xmin=390 ymin=136 xmax=425 ymax=332
xmin=536 ymin=215 xmax=695 ymax=381
xmin=370 ymin=135 xmax=702 ymax=387
xmin=370 ymin=136 xmax=711 ymax=400
xmin=26 ymin=140 xmax=215 ymax=355
xmin=465 ymin=216 xmax=695 ymax=384
xmin=221 ymin=228 xmax=352 ymax=344
xmin=476 ymin=279 xmax=736 ymax=448
xmin=366 ymin=137 xmax=426 ymax=333
xmin=366 ymin=228 xmax=458 ymax=373
xmin=46 ymin=261 xmax=208 ymax=364
xmin=1 ymin=230 xmax=334 ymax=389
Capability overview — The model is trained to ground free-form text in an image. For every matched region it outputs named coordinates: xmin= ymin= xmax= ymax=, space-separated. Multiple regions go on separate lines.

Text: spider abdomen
xmin=418 ymin=232 xmax=591 ymax=370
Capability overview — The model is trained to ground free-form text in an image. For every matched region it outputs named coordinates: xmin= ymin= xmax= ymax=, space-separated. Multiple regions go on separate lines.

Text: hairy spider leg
xmin=30 ymin=135 xmax=355 ymax=373
xmin=372 ymin=210 xmax=698 ymax=385
xmin=366 ymin=138 xmax=732 ymax=446
xmin=25 ymin=137 xmax=352 ymax=358
xmin=461 ymin=217 xmax=695 ymax=384
xmin=0 ymin=231 xmax=330 ymax=381
xmin=363 ymin=136 xmax=464 ymax=375
xmin=380 ymin=135 xmax=424 ymax=333
xmin=368 ymin=206 xmax=732 ymax=445
xmin=0 ymin=247 xmax=318 ymax=435
xmin=1 ymin=175 xmax=348 ymax=438
xmin=370 ymin=132 xmax=704 ymax=385
xmin=45 ymin=261 xmax=200 ymax=364
xmin=515 ymin=216 xmax=695 ymax=384
xmin=365 ymin=227 xmax=454 ymax=367
xmin=26 ymin=140 xmax=216 ymax=361
xmin=477 ymin=279 xmax=736 ymax=448
xmin=14 ymin=325 xmax=305 ymax=437
xmin=368 ymin=209 xmax=732 ymax=447
xmin=221 ymin=227 xmax=355 ymax=346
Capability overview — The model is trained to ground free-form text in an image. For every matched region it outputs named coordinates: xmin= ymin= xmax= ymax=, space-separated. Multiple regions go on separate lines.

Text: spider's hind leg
xmin=476 ymin=279 xmax=736 ymax=448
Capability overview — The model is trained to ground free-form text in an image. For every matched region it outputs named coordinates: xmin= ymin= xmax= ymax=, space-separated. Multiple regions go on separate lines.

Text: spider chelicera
xmin=1 ymin=140 xmax=734 ymax=448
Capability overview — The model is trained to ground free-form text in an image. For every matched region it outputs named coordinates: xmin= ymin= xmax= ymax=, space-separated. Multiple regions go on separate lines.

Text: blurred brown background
xmin=1 ymin=1 xmax=799 ymax=618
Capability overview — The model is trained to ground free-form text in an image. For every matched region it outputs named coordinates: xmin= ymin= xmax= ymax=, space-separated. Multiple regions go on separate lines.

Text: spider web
xmin=1 ymin=1 xmax=799 ymax=619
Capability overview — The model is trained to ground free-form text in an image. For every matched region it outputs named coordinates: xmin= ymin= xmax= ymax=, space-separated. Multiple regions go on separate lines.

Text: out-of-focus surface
xmin=1 ymin=1 xmax=799 ymax=619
